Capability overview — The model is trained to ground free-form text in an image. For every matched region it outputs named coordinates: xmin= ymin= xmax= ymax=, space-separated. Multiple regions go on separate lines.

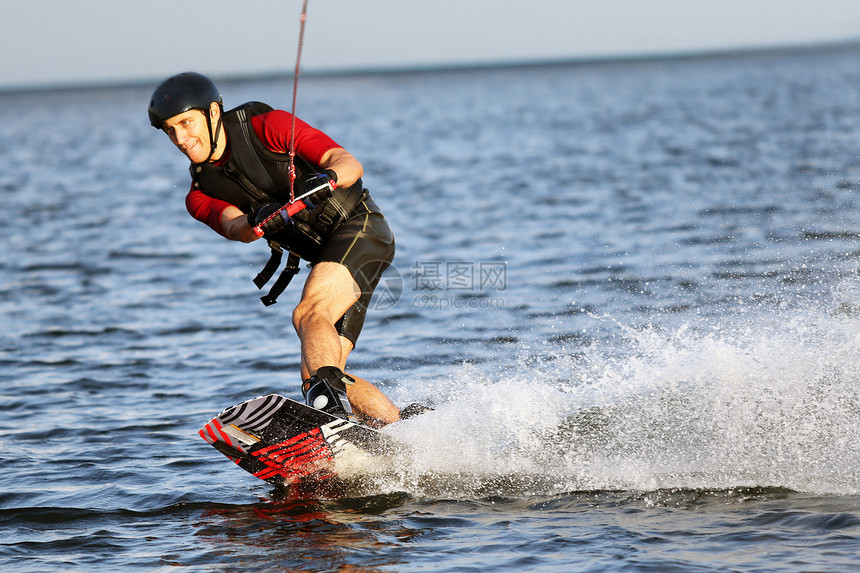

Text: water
xmin=2 ymin=45 xmax=860 ymax=572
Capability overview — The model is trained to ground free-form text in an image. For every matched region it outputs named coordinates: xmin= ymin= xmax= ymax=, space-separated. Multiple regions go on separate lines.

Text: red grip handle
xmin=286 ymin=200 xmax=307 ymax=216
xmin=253 ymin=200 xmax=308 ymax=237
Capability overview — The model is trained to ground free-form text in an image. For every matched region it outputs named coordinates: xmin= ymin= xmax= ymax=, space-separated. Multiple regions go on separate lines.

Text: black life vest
xmin=190 ymin=101 xmax=364 ymax=305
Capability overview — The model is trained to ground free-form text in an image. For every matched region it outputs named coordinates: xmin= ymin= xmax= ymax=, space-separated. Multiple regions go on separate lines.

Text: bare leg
xmin=293 ymin=262 xmax=354 ymax=375
xmin=338 ymin=337 xmax=400 ymax=427
xmin=293 ymin=262 xmax=399 ymax=425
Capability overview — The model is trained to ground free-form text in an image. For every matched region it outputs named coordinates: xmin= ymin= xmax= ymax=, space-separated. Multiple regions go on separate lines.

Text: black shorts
xmin=313 ymin=194 xmax=395 ymax=346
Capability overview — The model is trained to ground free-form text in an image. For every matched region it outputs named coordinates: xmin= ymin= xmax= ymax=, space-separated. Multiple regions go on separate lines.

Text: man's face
xmin=161 ymin=109 xmax=213 ymax=164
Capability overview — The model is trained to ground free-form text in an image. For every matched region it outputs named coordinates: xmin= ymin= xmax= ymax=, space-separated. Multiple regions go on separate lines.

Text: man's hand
xmin=298 ymin=170 xmax=337 ymax=208
xmin=248 ymin=203 xmax=291 ymax=237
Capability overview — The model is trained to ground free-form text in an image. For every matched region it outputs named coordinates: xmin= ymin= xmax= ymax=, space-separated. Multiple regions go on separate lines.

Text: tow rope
xmin=253 ymin=0 xmax=310 ymax=236
xmin=288 ymin=0 xmax=310 ymax=204
xmin=253 ymin=0 xmax=313 ymax=306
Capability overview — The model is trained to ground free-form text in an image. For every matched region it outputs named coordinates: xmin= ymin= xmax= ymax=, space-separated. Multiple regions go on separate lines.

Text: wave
xmin=375 ymin=286 xmax=860 ymax=498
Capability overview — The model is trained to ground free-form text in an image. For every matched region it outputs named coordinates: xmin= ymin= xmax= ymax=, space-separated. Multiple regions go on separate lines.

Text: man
xmin=148 ymin=71 xmax=400 ymax=426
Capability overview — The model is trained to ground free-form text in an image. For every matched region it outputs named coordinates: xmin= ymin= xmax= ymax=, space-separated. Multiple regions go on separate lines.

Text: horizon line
xmin=2 ymin=38 xmax=859 ymax=95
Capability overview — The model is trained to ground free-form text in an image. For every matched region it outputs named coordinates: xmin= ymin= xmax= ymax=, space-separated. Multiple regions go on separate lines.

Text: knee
xmin=292 ymin=297 xmax=339 ymax=334
xmin=291 ymin=299 xmax=315 ymax=333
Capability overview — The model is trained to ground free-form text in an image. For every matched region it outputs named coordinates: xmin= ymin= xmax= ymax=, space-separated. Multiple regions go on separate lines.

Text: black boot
xmin=302 ymin=366 xmax=355 ymax=419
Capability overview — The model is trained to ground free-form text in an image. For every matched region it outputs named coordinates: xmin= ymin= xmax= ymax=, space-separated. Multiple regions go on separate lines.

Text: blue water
xmin=2 ymin=45 xmax=860 ymax=572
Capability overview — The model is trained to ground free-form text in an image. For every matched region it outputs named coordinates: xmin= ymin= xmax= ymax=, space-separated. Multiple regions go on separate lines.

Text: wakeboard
xmin=199 ymin=394 xmax=398 ymax=485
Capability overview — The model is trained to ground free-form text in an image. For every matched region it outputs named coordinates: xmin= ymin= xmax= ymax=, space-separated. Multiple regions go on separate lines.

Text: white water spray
xmin=383 ymin=289 xmax=860 ymax=497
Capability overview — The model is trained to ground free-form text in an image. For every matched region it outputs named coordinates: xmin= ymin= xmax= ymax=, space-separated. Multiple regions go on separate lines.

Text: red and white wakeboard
xmin=199 ymin=394 xmax=396 ymax=485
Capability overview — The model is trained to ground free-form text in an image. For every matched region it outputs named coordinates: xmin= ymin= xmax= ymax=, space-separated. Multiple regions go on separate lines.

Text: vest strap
xmin=259 ymin=250 xmax=302 ymax=306
xmin=253 ymin=247 xmax=283 ymax=289
xmin=312 ymin=186 xmax=364 ymax=236
xmin=231 ymin=106 xmax=276 ymax=191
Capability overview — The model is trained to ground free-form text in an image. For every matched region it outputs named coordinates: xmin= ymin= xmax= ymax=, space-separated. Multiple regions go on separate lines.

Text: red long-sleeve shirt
xmin=185 ymin=110 xmax=341 ymax=237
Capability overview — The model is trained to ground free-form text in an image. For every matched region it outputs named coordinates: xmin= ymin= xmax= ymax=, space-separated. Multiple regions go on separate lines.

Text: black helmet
xmin=148 ymin=72 xmax=223 ymax=128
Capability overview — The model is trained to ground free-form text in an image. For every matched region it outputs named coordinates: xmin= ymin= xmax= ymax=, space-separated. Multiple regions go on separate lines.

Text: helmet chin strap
xmin=203 ymin=105 xmax=223 ymax=162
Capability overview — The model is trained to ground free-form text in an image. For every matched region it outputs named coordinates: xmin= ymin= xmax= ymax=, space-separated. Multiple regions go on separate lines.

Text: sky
xmin=3 ymin=0 xmax=860 ymax=90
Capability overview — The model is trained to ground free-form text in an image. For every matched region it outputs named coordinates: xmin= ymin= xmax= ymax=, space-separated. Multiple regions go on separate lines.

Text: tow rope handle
xmin=252 ymin=200 xmax=306 ymax=238
xmin=251 ymin=178 xmax=337 ymax=237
